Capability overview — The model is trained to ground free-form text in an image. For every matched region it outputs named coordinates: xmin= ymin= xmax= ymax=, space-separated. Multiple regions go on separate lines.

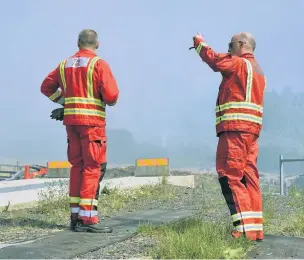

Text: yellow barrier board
xmin=48 ymin=161 xmax=72 ymax=169
xmin=136 ymin=158 xmax=169 ymax=167
xmin=0 ymin=173 xmax=12 ymax=177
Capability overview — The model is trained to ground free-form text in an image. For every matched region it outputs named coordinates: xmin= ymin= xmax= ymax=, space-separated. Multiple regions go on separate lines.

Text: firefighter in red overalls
xmin=192 ymin=32 xmax=266 ymax=241
xmin=41 ymin=29 xmax=119 ymax=233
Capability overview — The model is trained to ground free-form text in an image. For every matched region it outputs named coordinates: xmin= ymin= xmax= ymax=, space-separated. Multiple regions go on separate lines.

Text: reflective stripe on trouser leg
xmin=216 ymin=131 xmax=257 ymax=240
xmin=66 ymin=126 xmax=83 ymax=218
xmin=78 ymin=126 xmax=106 ymax=224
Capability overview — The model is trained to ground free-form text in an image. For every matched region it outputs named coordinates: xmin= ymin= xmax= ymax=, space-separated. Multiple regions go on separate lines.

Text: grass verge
xmin=138 ymin=218 xmax=252 ymax=259
xmin=0 ymin=179 xmax=177 ymax=243
xmin=263 ymin=186 xmax=304 ymax=237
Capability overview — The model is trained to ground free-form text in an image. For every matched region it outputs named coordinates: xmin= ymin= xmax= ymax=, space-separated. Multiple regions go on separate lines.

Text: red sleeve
xmin=97 ymin=60 xmax=119 ymax=106
xmin=195 ymin=42 xmax=238 ymax=75
xmin=40 ymin=66 xmax=65 ymax=105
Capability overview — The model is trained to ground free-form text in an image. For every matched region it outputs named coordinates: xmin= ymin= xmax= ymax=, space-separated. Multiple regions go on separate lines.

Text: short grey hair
xmin=238 ymin=32 xmax=256 ymax=51
xmin=78 ymin=29 xmax=98 ymax=47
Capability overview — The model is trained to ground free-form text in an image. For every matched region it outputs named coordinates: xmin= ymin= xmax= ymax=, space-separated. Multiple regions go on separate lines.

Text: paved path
xmin=247 ymin=235 xmax=304 ymax=259
xmin=0 ymin=208 xmax=197 ymax=259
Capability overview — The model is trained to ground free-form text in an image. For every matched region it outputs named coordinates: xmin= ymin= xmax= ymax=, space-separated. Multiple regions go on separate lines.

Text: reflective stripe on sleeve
xmin=195 ymin=41 xmax=209 ymax=54
xmin=49 ymin=90 xmax=62 ymax=102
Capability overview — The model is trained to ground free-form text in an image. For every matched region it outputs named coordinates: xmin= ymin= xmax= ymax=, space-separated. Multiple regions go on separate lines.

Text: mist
xmin=1 ymin=0 xmax=303 ymax=176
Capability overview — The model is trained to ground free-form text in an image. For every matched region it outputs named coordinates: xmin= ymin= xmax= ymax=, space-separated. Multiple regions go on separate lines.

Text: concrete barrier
xmin=134 ymin=158 xmax=169 ymax=177
xmin=0 ymin=178 xmax=66 ymax=209
xmin=0 ymin=175 xmax=210 ymax=210
xmin=46 ymin=161 xmax=71 ymax=178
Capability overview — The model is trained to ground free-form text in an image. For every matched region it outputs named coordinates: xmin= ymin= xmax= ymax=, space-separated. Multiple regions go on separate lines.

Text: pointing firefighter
xmin=192 ymin=32 xmax=266 ymax=241
xmin=41 ymin=29 xmax=119 ymax=233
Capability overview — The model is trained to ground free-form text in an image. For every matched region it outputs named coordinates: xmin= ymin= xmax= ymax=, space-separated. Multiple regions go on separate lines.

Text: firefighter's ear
xmin=96 ymin=41 xmax=99 ymax=49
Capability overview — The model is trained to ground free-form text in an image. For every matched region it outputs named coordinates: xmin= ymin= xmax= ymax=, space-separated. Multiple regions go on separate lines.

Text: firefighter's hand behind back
xmin=50 ymin=107 xmax=64 ymax=121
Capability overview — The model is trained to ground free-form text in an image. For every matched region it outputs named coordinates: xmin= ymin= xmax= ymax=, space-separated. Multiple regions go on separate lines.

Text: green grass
xmin=0 ymin=179 xmax=177 ymax=243
xmin=138 ymin=218 xmax=252 ymax=259
xmin=34 ymin=178 xmax=177 ymax=216
xmin=98 ymin=184 xmax=176 ymax=216
xmin=263 ymin=187 xmax=304 ymax=237
xmin=135 ymin=180 xmax=304 ymax=259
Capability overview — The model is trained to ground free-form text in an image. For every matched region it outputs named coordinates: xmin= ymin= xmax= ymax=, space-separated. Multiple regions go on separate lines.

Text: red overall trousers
xmin=67 ymin=125 xmax=107 ymax=225
xmin=216 ymin=131 xmax=264 ymax=241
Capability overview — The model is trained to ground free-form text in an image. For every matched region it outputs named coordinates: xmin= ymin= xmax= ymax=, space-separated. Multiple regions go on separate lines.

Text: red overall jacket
xmin=41 ymin=49 xmax=119 ymax=127
xmin=195 ymin=42 xmax=266 ymax=136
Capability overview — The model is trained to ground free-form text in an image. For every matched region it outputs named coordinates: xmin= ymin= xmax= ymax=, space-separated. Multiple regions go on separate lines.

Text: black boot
xmin=70 ymin=215 xmax=79 ymax=231
xmin=70 ymin=219 xmax=78 ymax=231
xmin=75 ymin=220 xmax=113 ymax=233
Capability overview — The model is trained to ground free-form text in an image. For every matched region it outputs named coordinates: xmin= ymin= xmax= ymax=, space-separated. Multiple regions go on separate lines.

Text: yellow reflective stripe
xmin=59 ymin=60 xmax=67 ymax=92
xmin=232 ymin=211 xmax=263 ymax=222
xmin=216 ymin=113 xmax=262 ymax=125
xmin=235 ymin=224 xmax=263 ymax=232
xmin=79 ymin=199 xmax=98 ymax=206
xmin=195 ymin=41 xmax=208 ymax=54
xmin=87 ymin=57 xmax=101 ymax=98
xmin=69 ymin=196 xmax=80 ymax=203
xmin=64 ymin=108 xmax=105 ymax=118
xmin=215 ymin=102 xmax=263 ymax=113
xmin=242 ymin=58 xmax=253 ymax=102
xmin=65 ymin=97 xmax=105 ymax=108
xmin=49 ymin=90 xmax=62 ymax=101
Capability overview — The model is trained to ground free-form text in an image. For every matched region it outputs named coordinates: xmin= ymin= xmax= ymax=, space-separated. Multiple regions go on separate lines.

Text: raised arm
xmin=193 ymin=33 xmax=237 ymax=75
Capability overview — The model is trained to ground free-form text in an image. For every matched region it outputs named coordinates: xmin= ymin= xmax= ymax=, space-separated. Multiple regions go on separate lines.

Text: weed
xmin=138 ymin=218 xmax=252 ymax=259
xmin=99 ymin=184 xmax=176 ymax=216
xmin=36 ymin=179 xmax=69 ymax=214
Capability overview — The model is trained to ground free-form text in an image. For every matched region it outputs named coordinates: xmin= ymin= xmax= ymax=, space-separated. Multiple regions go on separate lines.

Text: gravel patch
xmin=75 ymin=234 xmax=156 ymax=259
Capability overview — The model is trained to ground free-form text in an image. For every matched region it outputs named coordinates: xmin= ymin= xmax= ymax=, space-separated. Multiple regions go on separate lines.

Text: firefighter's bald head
xmin=78 ymin=29 xmax=99 ymax=50
xmin=228 ymin=32 xmax=256 ymax=56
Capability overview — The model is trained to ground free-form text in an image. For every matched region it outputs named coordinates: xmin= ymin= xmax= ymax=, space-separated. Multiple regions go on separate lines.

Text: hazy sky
xmin=1 ymin=0 xmax=303 ymax=163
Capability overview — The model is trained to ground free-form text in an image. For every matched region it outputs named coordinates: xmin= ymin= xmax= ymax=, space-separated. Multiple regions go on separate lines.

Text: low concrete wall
xmin=101 ymin=175 xmax=198 ymax=190
xmin=47 ymin=168 xmax=70 ymax=178
xmin=0 ymin=175 xmax=213 ymax=210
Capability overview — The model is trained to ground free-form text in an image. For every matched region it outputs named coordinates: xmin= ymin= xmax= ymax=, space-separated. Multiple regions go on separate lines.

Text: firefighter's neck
xmin=79 ymin=46 xmax=97 ymax=53
xmin=239 ymin=48 xmax=253 ymax=56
